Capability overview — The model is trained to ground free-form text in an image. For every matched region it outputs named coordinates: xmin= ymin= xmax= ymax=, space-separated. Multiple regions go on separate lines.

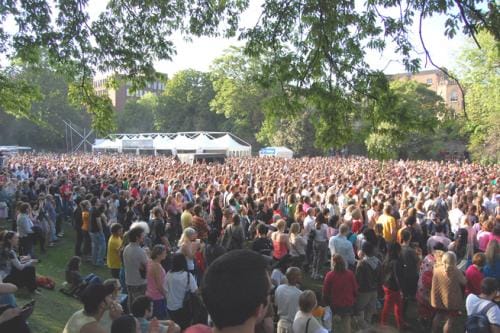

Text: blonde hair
xmin=289 ymin=222 xmax=300 ymax=236
xmin=298 ymin=290 xmax=317 ymax=313
xmin=442 ymin=251 xmax=457 ymax=268
xmin=178 ymin=227 xmax=197 ymax=247
xmin=276 ymin=219 xmax=286 ymax=232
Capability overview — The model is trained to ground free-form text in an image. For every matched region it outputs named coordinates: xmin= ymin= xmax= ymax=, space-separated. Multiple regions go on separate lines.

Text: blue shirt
xmin=329 ymin=234 xmax=356 ymax=266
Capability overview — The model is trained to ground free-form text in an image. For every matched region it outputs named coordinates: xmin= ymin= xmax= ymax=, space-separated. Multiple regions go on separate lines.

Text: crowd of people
xmin=0 ymin=153 xmax=499 ymax=333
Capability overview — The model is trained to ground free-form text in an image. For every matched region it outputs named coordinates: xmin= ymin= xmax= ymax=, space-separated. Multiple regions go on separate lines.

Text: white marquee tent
xmin=92 ymin=132 xmax=251 ymax=157
xmin=259 ymin=146 xmax=294 ymax=158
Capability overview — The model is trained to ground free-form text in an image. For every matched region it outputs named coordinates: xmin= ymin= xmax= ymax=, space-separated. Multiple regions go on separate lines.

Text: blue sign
xmin=259 ymin=148 xmax=276 ymax=155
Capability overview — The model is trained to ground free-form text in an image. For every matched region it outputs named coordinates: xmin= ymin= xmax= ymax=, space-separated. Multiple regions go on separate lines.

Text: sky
xmin=4 ymin=0 xmax=469 ymax=77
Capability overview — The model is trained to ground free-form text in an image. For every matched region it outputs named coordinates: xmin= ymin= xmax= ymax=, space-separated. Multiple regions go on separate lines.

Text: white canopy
xmin=92 ymin=132 xmax=251 ymax=156
xmin=259 ymin=146 xmax=294 ymax=158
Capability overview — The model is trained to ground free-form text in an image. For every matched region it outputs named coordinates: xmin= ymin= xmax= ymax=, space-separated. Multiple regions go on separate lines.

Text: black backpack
xmin=465 ymin=301 xmax=497 ymax=333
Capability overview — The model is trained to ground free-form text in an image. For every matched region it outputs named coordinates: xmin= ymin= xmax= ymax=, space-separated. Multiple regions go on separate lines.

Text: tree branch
xmin=418 ymin=3 xmax=468 ymax=120
xmin=454 ymin=0 xmax=481 ymax=49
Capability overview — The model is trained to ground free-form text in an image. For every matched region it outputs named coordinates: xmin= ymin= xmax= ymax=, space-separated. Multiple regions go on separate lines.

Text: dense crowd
xmin=0 ymin=153 xmax=499 ymax=333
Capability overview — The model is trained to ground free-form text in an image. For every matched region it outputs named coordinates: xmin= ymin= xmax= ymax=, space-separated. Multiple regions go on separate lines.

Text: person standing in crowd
xmin=252 ymin=224 xmax=274 ymax=258
xmin=416 ymin=242 xmax=445 ymax=326
xmin=166 ymin=253 xmax=198 ymax=330
xmin=123 ymin=226 xmax=148 ymax=312
xmin=431 ymin=251 xmax=466 ymax=333
xmin=146 ymin=245 xmax=169 ymax=320
xmin=380 ymin=243 xmax=407 ymax=329
xmin=400 ymin=229 xmax=420 ymax=316
xmin=107 ymin=223 xmax=123 ymax=279
xmin=311 ymin=213 xmax=328 ymax=280
xmin=80 ymin=200 xmax=92 ymax=261
xmin=484 ymin=239 xmax=500 ymax=279
xmin=355 ymin=241 xmax=382 ymax=328
xmin=292 ymin=290 xmax=328 ymax=333
xmin=181 ymin=202 xmax=194 ymax=230
xmin=323 ymin=254 xmax=358 ymax=333
xmin=465 ymin=252 xmax=486 ymax=296
xmin=329 ymin=223 xmax=356 ymax=270
xmin=89 ymin=202 xmax=106 ymax=267
xmin=289 ymin=222 xmax=307 ymax=268
xmin=275 ymin=267 xmax=303 ymax=333
xmin=271 ymin=219 xmax=289 ymax=261
xmin=178 ymin=227 xmax=201 ymax=277
xmin=377 ymin=205 xmax=397 ymax=244
xmin=465 ymin=278 xmax=500 ymax=333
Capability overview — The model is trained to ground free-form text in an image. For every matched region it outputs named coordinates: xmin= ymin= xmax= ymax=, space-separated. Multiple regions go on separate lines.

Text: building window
xmin=450 ymin=90 xmax=458 ymax=102
xmin=426 ymin=78 xmax=432 ymax=85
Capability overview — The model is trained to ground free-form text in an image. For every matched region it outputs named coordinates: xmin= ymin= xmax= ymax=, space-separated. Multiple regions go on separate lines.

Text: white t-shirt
xmin=466 ymin=294 xmax=500 ymax=326
xmin=304 ymin=216 xmax=315 ymax=234
xmin=165 ymin=271 xmax=197 ymax=311
xmin=275 ymin=284 xmax=302 ymax=322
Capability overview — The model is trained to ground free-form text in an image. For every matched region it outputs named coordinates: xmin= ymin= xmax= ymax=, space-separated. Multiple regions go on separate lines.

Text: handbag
xmin=182 ymin=272 xmax=207 ymax=325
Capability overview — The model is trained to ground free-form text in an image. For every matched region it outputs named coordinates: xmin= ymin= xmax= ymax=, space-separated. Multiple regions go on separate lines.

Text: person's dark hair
xmin=493 ymin=224 xmax=500 ymax=236
xmin=433 ymin=242 xmax=446 ymax=252
xmin=171 ymin=253 xmax=188 ymax=272
xmin=207 ymin=229 xmax=220 ymax=246
xmin=193 ymin=204 xmax=202 ymax=216
xmin=232 ymin=214 xmax=240 ymax=226
xmin=315 ymin=212 xmax=325 ymax=230
xmin=81 ymin=284 xmax=114 ymax=316
xmin=361 ymin=241 xmax=375 ymax=257
xmin=257 ymin=223 xmax=268 ymax=235
xmin=332 ymin=254 xmax=346 ymax=272
xmin=111 ymin=314 xmax=136 ymax=333
xmin=66 ymin=256 xmax=81 ymax=271
xmin=434 ymin=223 xmax=444 ymax=233
xmin=401 ymin=229 xmax=412 ymax=243
xmin=201 ymin=250 xmax=270 ymax=330
xmin=131 ymin=296 xmax=152 ymax=318
xmin=328 ymin=215 xmax=339 ymax=228
xmin=386 ymin=243 xmax=401 ymax=261
xmin=404 ymin=216 xmax=416 ymax=226
xmin=128 ymin=226 xmax=144 ymax=242
xmin=19 ymin=202 xmax=30 ymax=213
xmin=362 ymin=228 xmax=377 ymax=245
xmin=185 ymin=201 xmax=194 ymax=210
xmin=110 ymin=223 xmax=123 ymax=234
xmin=481 ymin=277 xmax=499 ymax=296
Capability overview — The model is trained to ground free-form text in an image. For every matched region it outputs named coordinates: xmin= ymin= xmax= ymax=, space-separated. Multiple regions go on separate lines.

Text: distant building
xmin=93 ymin=75 xmax=166 ymax=112
xmin=388 ymin=69 xmax=463 ymax=114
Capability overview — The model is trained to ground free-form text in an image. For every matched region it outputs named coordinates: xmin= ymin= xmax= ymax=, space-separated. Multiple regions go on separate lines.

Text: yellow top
xmin=107 ymin=235 xmax=123 ymax=269
xmin=377 ymin=214 xmax=397 ymax=243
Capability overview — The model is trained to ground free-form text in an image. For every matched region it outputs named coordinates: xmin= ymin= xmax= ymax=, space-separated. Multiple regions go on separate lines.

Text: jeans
xmin=89 ymin=232 xmax=106 ymax=266
xmin=312 ymin=240 xmax=328 ymax=276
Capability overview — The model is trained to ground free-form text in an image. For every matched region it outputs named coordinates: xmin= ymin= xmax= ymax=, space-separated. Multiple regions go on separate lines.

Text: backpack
xmin=465 ymin=301 xmax=497 ymax=333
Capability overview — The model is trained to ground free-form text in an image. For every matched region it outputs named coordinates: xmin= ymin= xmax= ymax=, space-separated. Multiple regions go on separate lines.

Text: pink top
xmin=477 ymin=231 xmax=492 ymax=252
xmin=273 ymin=239 xmax=288 ymax=260
xmin=146 ymin=261 xmax=166 ymax=301
xmin=465 ymin=265 xmax=483 ymax=296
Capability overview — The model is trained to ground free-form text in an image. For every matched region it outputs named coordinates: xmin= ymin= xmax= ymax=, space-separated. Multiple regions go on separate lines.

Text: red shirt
xmin=60 ymin=184 xmax=72 ymax=200
xmin=465 ymin=265 xmax=484 ymax=296
xmin=323 ymin=269 xmax=358 ymax=308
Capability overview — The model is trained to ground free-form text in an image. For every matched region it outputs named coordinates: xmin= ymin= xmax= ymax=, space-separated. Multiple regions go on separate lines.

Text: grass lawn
xmin=1 ymin=220 xmax=111 ymax=333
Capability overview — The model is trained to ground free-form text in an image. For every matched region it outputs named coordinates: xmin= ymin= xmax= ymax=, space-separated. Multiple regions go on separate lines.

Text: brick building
xmin=388 ymin=69 xmax=464 ymax=114
xmin=93 ymin=75 xmax=166 ymax=112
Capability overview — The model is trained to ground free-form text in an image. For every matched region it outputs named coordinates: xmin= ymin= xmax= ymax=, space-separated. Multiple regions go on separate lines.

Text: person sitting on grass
xmin=62 ymin=256 xmax=101 ymax=298
xmin=131 ymin=295 xmax=180 ymax=333
xmin=0 ymin=230 xmax=39 ymax=294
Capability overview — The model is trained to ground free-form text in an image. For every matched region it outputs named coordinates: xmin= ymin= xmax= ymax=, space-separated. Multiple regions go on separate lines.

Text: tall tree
xmin=364 ymin=79 xmax=447 ymax=159
xmin=457 ymin=32 xmax=499 ymax=163
xmin=154 ymin=70 xmax=228 ymax=132
xmin=0 ymin=64 xmax=90 ymax=150
xmin=116 ymin=93 xmax=157 ymax=133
